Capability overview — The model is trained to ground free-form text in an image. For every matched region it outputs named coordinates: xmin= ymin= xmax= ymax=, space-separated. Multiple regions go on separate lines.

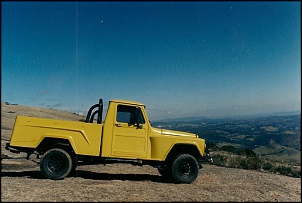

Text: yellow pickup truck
xmin=6 ymin=99 xmax=211 ymax=184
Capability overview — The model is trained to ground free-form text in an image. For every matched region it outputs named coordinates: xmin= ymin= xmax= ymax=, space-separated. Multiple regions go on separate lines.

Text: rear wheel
xmin=40 ymin=148 xmax=72 ymax=180
xmin=171 ymin=154 xmax=199 ymax=184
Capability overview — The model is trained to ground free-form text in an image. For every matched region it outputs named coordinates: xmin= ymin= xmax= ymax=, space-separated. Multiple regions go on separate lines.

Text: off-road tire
xmin=40 ymin=148 xmax=72 ymax=180
xmin=171 ymin=154 xmax=199 ymax=184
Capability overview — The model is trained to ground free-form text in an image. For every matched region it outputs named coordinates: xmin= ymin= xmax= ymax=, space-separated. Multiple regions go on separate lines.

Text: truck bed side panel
xmin=10 ymin=116 xmax=103 ymax=156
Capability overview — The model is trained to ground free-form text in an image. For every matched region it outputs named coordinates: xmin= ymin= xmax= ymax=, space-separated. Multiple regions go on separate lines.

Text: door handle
xmin=115 ymin=123 xmax=122 ymax=127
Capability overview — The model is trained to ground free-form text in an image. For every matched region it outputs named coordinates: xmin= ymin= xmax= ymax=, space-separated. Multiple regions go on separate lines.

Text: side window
xmin=116 ymin=105 xmax=145 ymax=124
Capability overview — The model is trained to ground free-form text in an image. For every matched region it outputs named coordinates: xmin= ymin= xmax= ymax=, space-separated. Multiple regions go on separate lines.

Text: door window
xmin=116 ymin=105 xmax=145 ymax=124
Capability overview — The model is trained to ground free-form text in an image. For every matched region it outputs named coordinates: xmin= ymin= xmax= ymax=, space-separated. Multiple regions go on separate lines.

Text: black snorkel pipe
xmin=85 ymin=99 xmax=103 ymax=124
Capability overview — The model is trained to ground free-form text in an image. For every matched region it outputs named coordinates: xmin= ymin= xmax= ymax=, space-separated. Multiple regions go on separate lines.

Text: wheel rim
xmin=47 ymin=154 xmax=65 ymax=173
xmin=178 ymin=161 xmax=191 ymax=178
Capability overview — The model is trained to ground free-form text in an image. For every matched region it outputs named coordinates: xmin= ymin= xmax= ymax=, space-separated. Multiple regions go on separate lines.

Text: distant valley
xmin=151 ymin=113 xmax=301 ymax=163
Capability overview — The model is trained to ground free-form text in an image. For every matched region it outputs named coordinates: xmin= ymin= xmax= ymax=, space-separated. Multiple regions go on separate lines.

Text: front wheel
xmin=171 ymin=154 xmax=199 ymax=184
xmin=40 ymin=148 xmax=72 ymax=180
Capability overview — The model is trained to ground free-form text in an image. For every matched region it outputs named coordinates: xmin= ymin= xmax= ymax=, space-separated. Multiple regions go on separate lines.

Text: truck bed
xmin=8 ymin=116 xmax=103 ymax=156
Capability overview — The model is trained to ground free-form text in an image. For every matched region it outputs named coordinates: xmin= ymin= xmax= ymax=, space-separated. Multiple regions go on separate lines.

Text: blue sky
xmin=1 ymin=1 xmax=301 ymax=121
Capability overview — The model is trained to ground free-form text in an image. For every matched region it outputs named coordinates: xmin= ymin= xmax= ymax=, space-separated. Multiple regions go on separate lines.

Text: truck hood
xmin=152 ymin=127 xmax=198 ymax=138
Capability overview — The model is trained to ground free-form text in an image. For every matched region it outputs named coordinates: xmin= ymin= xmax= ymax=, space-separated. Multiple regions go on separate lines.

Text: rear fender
xmin=36 ymin=137 xmax=75 ymax=154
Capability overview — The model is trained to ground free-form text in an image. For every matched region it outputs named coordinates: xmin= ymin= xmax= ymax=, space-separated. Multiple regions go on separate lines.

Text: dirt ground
xmin=1 ymin=158 xmax=301 ymax=202
xmin=1 ymin=102 xmax=301 ymax=202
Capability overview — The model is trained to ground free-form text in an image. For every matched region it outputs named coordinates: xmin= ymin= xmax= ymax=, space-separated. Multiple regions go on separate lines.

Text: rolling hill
xmin=151 ymin=113 xmax=301 ymax=163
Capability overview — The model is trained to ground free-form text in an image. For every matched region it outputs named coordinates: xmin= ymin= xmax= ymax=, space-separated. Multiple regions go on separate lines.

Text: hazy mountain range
xmin=153 ymin=110 xmax=301 ymax=122
xmin=152 ymin=112 xmax=301 ymax=163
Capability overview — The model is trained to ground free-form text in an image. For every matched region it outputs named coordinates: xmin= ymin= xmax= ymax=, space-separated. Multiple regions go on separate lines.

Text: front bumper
xmin=204 ymin=148 xmax=213 ymax=162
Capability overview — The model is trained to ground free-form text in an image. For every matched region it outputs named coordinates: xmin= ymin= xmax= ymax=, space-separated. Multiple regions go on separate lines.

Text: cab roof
xmin=110 ymin=99 xmax=145 ymax=106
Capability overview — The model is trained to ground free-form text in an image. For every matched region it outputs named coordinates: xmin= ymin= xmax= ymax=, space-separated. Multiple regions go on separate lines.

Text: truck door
xmin=112 ymin=104 xmax=148 ymax=158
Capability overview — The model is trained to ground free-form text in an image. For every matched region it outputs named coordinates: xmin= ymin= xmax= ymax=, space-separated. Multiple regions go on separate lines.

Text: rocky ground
xmin=1 ymin=102 xmax=301 ymax=202
xmin=1 ymin=158 xmax=301 ymax=202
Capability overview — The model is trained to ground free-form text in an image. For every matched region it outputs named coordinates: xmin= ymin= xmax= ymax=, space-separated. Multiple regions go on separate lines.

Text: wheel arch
xmin=36 ymin=137 xmax=75 ymax=155
xmin=165 ymin=144 xmax=202 ymax=163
